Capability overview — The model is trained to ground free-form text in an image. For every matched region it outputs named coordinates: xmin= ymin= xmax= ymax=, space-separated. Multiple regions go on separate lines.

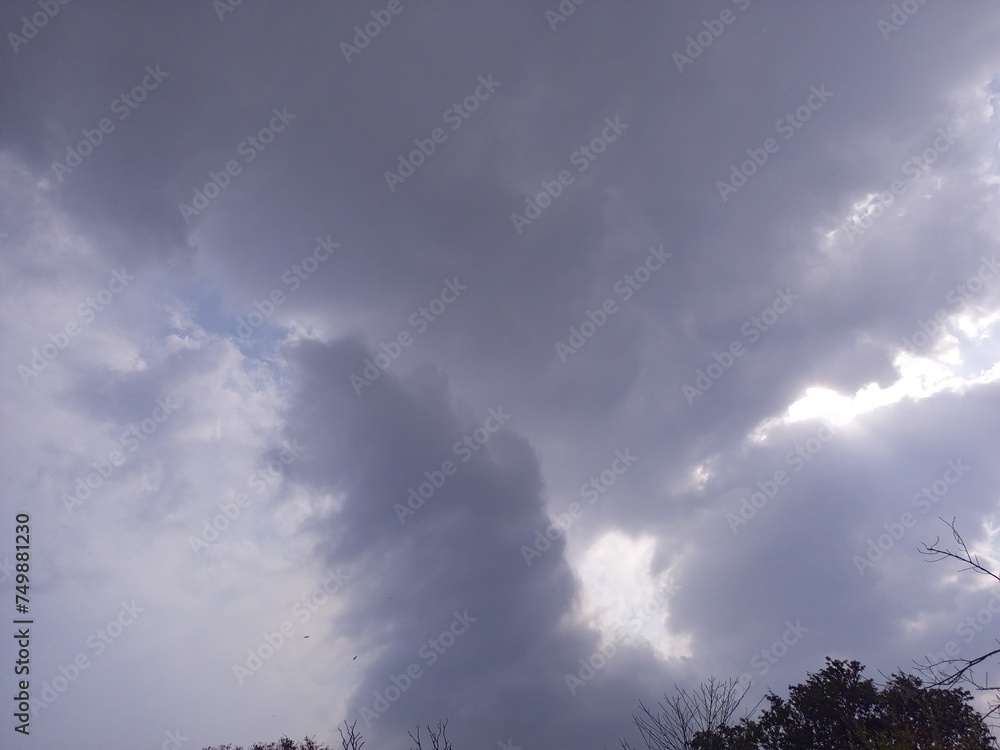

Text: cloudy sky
xmin=3 ymin=2 xmax=1000 ymax=749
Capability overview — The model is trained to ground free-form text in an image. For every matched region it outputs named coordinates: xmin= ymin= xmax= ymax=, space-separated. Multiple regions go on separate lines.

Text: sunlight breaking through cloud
xmin=575 ymin=531 xmax=690 ymax=660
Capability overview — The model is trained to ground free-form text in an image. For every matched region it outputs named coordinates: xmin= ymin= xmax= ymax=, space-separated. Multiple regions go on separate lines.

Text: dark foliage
xmin=687 ymin=659 xmax=995 ymax=750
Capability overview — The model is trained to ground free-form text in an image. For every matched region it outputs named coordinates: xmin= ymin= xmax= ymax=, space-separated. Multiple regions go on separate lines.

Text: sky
xmin=2 ymin=2 xmax=1000 ymax=749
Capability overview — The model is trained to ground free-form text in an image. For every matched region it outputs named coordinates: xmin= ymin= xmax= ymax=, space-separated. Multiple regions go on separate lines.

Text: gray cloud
xmin=3 ymin=1 xmax=1000 ymax=748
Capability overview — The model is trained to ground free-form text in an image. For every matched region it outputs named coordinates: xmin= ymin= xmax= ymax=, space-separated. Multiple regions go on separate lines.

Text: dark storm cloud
xmin=281 ymin=337 xmax=685 ymax=749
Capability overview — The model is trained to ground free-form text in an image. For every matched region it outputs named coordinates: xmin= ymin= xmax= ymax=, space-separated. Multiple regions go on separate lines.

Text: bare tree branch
xmin=918 ymin=517 xmax=1000 ymax=733
xmin=338 ymin=720 xmax=365 ymax=750
xmin=920 ymin=517 xmax=1000 ymax=585
xmin=409 ymin=720 xmax=450 ymax=750
xmin=627 ymin=676 xmax=756 ymax=750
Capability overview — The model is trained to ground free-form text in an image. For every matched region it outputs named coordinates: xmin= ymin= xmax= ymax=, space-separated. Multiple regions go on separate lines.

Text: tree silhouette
xmin=200 ymin=736 xmax=329 ymax=750
xmin=684 ymin=658 xmax=996 ymax=750
xmin=200 ymin=720 xmax=450 ymax=750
